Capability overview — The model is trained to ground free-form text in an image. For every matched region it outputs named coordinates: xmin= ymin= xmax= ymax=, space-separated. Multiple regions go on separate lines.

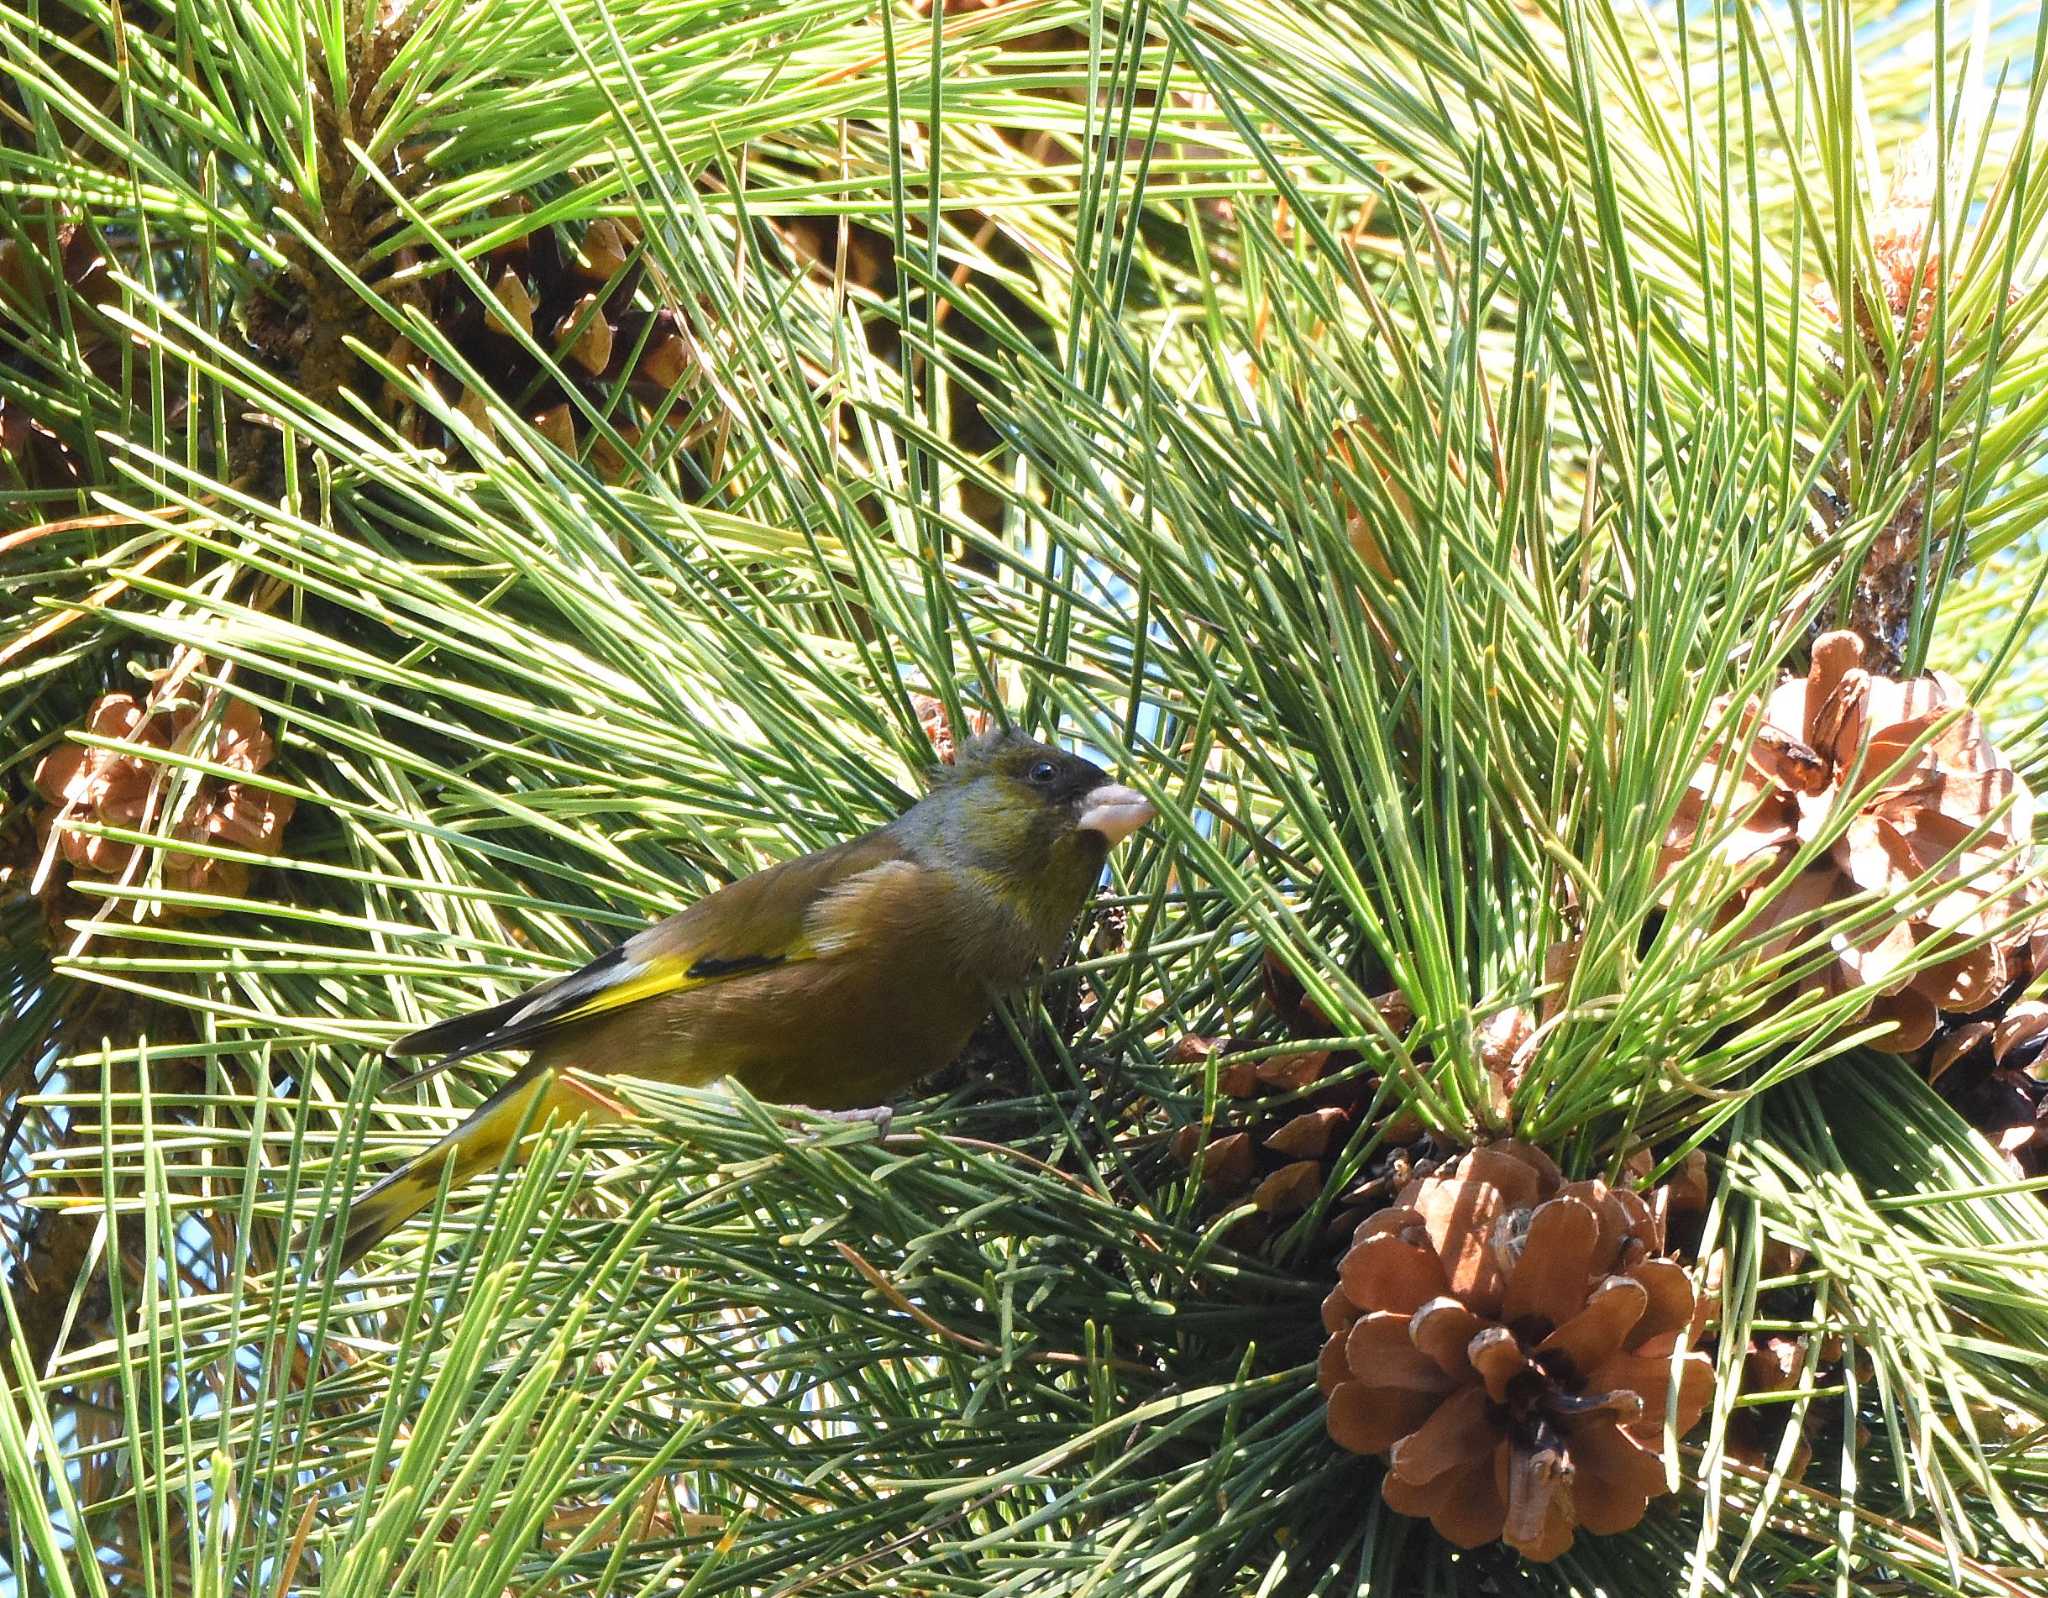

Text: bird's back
xmin=527 ymin=835 xmax=1002 ymax=1107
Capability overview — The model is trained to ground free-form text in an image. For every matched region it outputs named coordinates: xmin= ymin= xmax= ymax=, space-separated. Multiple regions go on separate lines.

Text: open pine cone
xmin=911 ymin=694 xmax=995 ymax=767
xmin=1320 ymin=1143 xmax=1712 ymax=1561
xmin=1929 ymin=1001 xmax=2048 ymax=1176
xmin=1 ymin=222 xmax=120 ymax=497
xmin=1663 ymin=630 xmax=2043 ymax=1051
xmin=32 ymin=689 xmax=294 ymax=914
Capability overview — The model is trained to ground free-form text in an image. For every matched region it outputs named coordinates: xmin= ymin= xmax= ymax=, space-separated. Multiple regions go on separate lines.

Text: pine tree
xmin=5 ymin=0 xmax=2048 ymax=1593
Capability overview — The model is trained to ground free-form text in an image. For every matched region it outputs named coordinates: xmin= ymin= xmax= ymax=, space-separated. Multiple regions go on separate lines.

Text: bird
xmin=315 ymin=729 xmax=1156 ymax=1266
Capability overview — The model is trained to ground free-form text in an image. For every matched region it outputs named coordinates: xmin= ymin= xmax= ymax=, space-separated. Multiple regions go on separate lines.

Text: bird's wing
xmin=385 ymin=831 xmax=918 ymax=1085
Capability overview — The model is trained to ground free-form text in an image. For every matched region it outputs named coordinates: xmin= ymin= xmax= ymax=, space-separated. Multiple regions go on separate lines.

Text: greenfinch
xmin=321 ymin=730 xmax=1154 ymax=1263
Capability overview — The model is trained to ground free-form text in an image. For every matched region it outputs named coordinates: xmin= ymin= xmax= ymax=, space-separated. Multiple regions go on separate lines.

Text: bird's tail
xmin=318 ymin=1067 xmax=605 ymax=1269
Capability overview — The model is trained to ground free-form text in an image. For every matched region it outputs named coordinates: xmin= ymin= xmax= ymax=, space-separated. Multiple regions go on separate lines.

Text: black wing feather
xmin=383 ymin=943 xmax=635 ymax=1083
xmin=385 ymin=992 xmax=527 ymax=1060
xmin=381 ymin=833 xmax=910 ymax=1087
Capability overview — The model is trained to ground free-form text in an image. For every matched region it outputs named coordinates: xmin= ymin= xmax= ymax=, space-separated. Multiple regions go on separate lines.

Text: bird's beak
xmin=1076 ymin=783 xmax=1156 ymax=845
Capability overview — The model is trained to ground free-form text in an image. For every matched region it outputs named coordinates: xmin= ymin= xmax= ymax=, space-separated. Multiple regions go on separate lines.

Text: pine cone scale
xmin=1325 ymin=1380 xmax=1434 ymax=1456
xmin=1501 ymin=1194 xmax=1600 ymax=1331
xmin=1408 ymin=1295 xmax=1486 ymax=1378
xmin=1538 ymin=1274 xmax=1648 ymax=1375
xmin=1339 ymin=1232 xmax=1449 ymax=1314
xmin=1347 ymin=1312 xmax=1457 ymax=1393
xmin=1570 ymin=1422 xmax=1665 ymax=1534
xmin=1388 ymin=1384 xmax=1495 ymax=1486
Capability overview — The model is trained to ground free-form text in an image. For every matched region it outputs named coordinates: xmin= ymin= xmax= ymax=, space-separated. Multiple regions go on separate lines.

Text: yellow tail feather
xmin=327 ymin=1069 xmax=607 ymax=1267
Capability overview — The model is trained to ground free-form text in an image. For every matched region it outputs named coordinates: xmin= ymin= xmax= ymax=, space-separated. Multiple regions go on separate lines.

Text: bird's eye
xmin=1028 ymin=759 xmax=1059 ymax=786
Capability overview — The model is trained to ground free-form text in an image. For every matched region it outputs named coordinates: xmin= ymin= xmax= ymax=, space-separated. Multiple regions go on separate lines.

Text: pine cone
xmin=1169 ymin=951 xmax=1424 ymax=1255
xmin=365 ymin=215 xmax=697 ymax=474
xmin=1169 ymin=1034 xmax=1384 ymax=1240
xmin=1722 ymin=1333 xmax=1833 ymax=1482
xmin=0 ymin=223 xmax=119 ymax=498
xmin=1663 ymin=630 xmax=2043 ymax=1051
xmin=1320 ymin=1143 xmax=1713 ymax=1561
xmin=33 ymin=693 xmax=180 ymax=877
xmin=912 ymin=695 xmax=994 ymax=766
xmin=1928 ymin=1001 xmax=2048 ymax=1175
xmin=32 ymin=688 xmax=295 ymax=916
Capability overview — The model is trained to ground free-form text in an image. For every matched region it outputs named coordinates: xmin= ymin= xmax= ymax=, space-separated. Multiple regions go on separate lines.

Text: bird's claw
xmin=807 ymin=1104 xmax=894 ymax=1141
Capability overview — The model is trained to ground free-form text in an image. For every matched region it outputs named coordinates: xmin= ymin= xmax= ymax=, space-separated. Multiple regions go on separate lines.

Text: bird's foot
xmin=807 ymin=1104 xmax=894 ymax=1141
xmin=559 ymin=1074 xmax=637 ymax=1120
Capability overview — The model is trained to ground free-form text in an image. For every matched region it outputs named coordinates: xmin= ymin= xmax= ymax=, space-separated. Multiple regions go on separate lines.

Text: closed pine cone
xmin=1169 ymin=955 xmax=1419 ymax=1253
xmin=360 ymin=216 xmax=697 ymax=475
xmin=1169 ymin=1034 xmax=1390 ymax=1242
xmin=1 ymin=223 xmax=121 ymax=498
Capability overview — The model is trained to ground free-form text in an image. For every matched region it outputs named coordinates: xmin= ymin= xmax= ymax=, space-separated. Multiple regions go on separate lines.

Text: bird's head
xmin=899 ymin=728 xmax=1155 ymax=923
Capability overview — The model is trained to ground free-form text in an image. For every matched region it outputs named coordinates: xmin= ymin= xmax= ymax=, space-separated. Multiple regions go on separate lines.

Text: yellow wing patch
xmin=552 ymin=946 xmax=809 ymax=1024
xmin=532 ymin=848 xmax=921 ymax=1031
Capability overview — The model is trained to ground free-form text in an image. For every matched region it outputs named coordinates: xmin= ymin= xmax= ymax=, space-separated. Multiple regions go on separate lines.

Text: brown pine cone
xmin=372 ymin=215 xmax=699 ymax=473
xmin=1663 ymin=630 xmax=2043 ymax=1051
xmin=1168 ymin=1031 xmax=1411 ymax=1250
xmin=1 ymin=222 xmax=120 ymax=497
xmin=1320 ymin=1143 xmax=1713 ymax=1561
xmin=1171 ymin=951 xmax=1451 ymax=1255
xmin=32 ymin=687 xmax=295 ymax=916
xmin=1722 ymin=1333 xmax=1834 ymax=1483
xmin=1928 ymin=1001 xmax=2048 ymax=1175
